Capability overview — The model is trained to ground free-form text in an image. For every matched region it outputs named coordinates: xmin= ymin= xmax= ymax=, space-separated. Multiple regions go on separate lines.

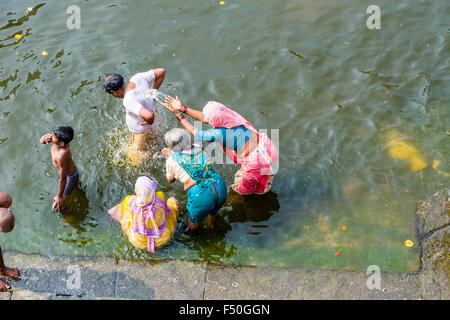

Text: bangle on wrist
xmin=176 ymin=113 xmax=185 ymax=122
xmin=182 ymin=105 xmax=188 ymax=113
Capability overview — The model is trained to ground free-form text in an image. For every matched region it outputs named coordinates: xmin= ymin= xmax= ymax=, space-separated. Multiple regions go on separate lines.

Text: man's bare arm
xmin=139 ymin=107 xmax=154 ymax=125
xmin=152 ymin=68 xmax=166 ymax=90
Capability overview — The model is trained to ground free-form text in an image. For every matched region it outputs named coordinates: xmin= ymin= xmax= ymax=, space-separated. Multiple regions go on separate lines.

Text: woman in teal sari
xmin=162 ymin=128 xmax=228 ymax=231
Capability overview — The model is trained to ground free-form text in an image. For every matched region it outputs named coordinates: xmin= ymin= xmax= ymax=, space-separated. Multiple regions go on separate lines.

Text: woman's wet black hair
xmin=53 ymin=125 xmax=74 ymax=144
xmin=101 ymin=73 xmax=124 ymax=93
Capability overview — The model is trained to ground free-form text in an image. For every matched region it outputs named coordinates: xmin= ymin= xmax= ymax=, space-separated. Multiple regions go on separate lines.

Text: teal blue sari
xmin=171 ymin=146 xmax=227 ymax=224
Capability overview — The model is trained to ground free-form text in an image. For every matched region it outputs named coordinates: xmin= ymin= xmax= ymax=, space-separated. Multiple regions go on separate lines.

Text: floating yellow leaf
xmin=14 ymin=34 xmax=22 ymax=39
xmin=404 ymin=240 xmax=414 ymax=247
xmin=41 ymin=51 xmax=48 ymax=56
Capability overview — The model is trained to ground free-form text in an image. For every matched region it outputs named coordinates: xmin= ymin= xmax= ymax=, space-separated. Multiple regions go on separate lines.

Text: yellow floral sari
xmin=111 ymin=177 xmax=179 ymax=252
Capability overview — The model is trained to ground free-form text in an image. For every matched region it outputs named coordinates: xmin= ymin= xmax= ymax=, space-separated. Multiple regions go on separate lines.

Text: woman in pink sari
xmin=162 ymin=96 xmax=278 ymax=195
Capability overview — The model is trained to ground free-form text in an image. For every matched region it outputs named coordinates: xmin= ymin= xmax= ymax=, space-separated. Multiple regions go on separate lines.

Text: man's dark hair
xmin=102 ymin=73 xmax=124 ymax=93
xmin=53 ymin=125 xmax=74 ymax=144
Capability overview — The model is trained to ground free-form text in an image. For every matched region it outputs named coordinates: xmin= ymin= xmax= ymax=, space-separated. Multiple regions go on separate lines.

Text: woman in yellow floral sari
xmin=107 ymin=176 xmax=179 ymax=252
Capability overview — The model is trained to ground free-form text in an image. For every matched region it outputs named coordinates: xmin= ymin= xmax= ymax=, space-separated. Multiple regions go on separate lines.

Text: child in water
xmin=0 ymin=191 xmax=20 ymax=291
xmin=40 ymin=125 xmax=79 ymax=212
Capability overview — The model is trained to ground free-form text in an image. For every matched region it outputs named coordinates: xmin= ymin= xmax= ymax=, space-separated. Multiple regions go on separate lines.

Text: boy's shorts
xmin=63 ymin=167 xmax=79 ymax=196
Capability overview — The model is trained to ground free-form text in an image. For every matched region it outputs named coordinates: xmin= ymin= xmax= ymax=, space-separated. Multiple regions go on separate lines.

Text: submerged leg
xmin=126 ymin=132 xmax=157 ymax=165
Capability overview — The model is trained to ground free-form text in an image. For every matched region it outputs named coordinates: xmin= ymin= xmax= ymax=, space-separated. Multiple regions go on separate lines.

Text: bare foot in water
xmin=0 ymin=267 xmax=21 ymax=280
xmin=0 ymin=279 xmax=11 ymax=291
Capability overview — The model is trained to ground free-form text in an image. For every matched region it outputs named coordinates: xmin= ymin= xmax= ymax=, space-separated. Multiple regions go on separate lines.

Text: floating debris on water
xmin=381 ymin=83 xmax=399 ymax=90
xmin=14 ymin=34 xmax=22 ymax=39
xmin=247 ymin=230 xmax=261 ymax=235
xmin=404 ymin=240 xmax=414 ymax=247
xmin=220 ymin=1 xmax=226 ymax=6
xmin=288 ymin=49 xmax=304 ymax=59
xmin=259 ymin=111 xmax=268 ymax=117
xmin=41 ymin=51 xmax=48 ymax=56
xmin=360 ymin=70 xmax=378 ymax=77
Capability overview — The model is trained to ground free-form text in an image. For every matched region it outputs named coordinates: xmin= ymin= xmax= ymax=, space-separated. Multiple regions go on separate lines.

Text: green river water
xmin=0 ymin=0 xmax=448 ymax=271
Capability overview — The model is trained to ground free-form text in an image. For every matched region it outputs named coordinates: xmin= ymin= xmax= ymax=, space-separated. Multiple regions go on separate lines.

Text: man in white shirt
xmin=101 ymin=68 xmax=166 ymax=163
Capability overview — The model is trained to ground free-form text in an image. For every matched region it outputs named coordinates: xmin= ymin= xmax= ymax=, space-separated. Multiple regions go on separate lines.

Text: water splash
xmin=143 ymin=89 xmax=169 ymax=106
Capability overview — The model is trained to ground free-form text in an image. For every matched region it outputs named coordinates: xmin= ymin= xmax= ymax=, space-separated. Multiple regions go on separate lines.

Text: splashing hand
xmin=162 ymin=95 xmax=183 ymax=114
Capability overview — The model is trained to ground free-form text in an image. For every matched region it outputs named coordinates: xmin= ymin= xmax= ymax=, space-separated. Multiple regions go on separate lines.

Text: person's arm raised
xmin=164 ymin=95 xmax=209 ymax=124
xmin=162 ymin=97 xmax=198 ymax=136
xmin=152 ymin=68 xmax=166 ymax=90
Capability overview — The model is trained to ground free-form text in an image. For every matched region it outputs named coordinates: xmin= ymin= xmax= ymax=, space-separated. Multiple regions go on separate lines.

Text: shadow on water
xmin=172 ymin=190 xmax=281 ymax=263
xmin=224 ymin=190 xmax=280 ymax=223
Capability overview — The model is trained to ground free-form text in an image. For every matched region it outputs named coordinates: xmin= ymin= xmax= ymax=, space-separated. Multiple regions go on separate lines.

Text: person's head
xmin=134 ymin=176 xmax=156 ymax=207
xmin=102 ymin=73 xmax=125 ymax=98
xmin=52 ymin=125 xmax=74 ymax=146
xmin=0 ymin=208 xmax=14 ymax=233
xmin=0 ymin=192 xmax=12 ymax=208
xmin=164 ymin=128 xmax=192 ymax=152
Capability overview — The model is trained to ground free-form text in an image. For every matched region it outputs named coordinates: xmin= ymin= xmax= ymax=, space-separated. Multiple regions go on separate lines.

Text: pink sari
xmin=202 ymin=101 xmax=278 ymax=194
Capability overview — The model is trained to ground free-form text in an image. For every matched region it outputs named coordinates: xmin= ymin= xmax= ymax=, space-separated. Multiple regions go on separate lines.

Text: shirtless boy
xmin=0 ymin=191 xmax=20 ymax=291
xmin=40 ymin=125 xmax=78 ymax=212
